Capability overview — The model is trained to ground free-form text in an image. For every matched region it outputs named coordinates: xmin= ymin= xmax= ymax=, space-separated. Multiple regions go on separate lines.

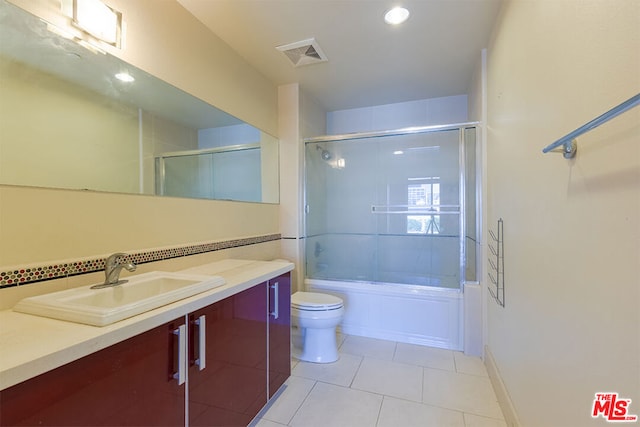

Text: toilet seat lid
xmin=292 ymin=292 xmax=343 ymax=311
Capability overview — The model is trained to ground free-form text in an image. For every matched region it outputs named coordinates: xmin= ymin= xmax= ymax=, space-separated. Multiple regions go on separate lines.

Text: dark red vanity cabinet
xmin=188 ymin=274 xmax=291 ymax=426
xmin=0 ymin=272 xmax=291 ymax=427
xmin=0 ymin=317 xmax=187 ymax=426
xmin=188 ymin=282 xmax=267 ymax=426
xmin=268 ymin=274 xmax=291 ymax=398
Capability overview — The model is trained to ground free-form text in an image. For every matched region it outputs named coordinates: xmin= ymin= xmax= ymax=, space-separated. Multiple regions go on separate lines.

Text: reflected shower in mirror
xmin=0 ymin=0 xmax=279 ymax=203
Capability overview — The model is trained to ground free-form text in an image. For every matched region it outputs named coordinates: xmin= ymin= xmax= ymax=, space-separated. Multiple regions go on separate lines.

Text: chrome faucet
xmin=91 ymin=253 xmax=137 ymax=289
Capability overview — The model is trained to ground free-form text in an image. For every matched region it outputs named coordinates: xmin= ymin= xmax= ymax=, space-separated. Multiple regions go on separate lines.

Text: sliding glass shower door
xmin=155 ymin=145 xmax=262 ymax=201
xmin=305 ymin=125 xmax=478 ymax=290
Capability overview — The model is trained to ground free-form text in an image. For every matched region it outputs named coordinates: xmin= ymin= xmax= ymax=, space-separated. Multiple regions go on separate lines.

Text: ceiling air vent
xmin=276 ymin=38 xmax=328 ymax=67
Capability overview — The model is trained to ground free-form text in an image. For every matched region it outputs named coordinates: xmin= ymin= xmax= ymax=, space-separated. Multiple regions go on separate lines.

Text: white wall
xmin=279 ymin=84 xmax=328 ymax=291
xmin=198 ymin=124 xmax=261 ymax=149
xmin=327 ymin=95 xmax=468 ymax=134
xmin=0 ymin=59 xmax=140 ymax=193
xmin=485 ymin=1 xmax=639 ymax=426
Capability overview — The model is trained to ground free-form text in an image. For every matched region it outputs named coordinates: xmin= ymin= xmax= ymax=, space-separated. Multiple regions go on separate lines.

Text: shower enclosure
xmin=156 ymin=144 xmax=262 ymax=202
xmin=305 ymin=123 xmax=479 ymax=291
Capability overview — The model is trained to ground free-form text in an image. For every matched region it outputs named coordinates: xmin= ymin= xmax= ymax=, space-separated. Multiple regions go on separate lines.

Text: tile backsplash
xmin=0 ymin=234 xmax=281 ymax=289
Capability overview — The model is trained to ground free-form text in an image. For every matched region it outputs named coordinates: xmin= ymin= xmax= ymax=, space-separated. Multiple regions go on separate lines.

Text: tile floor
xmin=255 ymin=335 xmax=506 ymax=427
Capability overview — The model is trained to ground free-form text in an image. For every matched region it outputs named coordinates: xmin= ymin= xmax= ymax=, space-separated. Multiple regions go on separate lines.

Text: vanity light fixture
xmin=393 ymin=150 xmax=404 ymax=155
xmin=72 ymin=0 xmax=122 ymax=47
xmin=115 ymin=72 xmax=134 ymax=83
xmin=384 ymin=7 xmax=410 ymax=25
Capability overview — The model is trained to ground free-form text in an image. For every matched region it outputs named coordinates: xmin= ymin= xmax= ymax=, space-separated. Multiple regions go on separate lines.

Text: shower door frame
xmin=303 ymin=121 xmax=480 ymax=291
xmin=155 ymin=143 xmax=260 ymax=197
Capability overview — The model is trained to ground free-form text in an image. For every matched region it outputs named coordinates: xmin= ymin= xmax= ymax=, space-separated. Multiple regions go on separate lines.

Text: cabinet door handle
xmin=270 ymin=281 xmax=279 ymax=320
xmin=195 ymin=315 xmax=206 ymax=371
xmin=172 ymin=324 xmax=186 ymax=385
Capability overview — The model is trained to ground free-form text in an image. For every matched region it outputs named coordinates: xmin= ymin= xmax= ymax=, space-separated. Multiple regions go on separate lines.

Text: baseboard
xmin=484 ymin=345 xmax=521 ymax=427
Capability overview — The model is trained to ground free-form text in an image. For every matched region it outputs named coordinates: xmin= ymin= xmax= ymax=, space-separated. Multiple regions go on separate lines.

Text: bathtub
xmin=305 ymin=278 xmax=464 ymax=350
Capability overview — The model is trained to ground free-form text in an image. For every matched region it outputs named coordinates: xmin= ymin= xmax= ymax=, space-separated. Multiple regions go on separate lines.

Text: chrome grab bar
xmin=542 ymin=93 xmax=640 ymax=159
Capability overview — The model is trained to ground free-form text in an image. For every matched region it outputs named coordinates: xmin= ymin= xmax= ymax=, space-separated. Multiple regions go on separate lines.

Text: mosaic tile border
xmin=0 ymin=234 xmax=281 ymax=289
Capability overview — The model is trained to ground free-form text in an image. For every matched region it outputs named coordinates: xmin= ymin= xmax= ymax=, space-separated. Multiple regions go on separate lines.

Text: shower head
xmin=316 ymin=145 xmax=332 ymax=161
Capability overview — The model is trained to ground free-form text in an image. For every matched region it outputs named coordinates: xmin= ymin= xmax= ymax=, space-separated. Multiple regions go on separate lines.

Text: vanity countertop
xmin=0 ymin=259 xmax=294 ymax=391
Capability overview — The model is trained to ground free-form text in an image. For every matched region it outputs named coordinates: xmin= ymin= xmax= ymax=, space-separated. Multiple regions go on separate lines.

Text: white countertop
xmin=0 ymin=259 xmax=294 ymax=390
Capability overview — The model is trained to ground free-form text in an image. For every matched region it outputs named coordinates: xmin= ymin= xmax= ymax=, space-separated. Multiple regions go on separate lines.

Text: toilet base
xmin=296 ymin=326 xmax=339 ymax=363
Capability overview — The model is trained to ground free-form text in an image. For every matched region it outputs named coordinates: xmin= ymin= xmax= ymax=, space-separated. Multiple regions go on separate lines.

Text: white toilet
xmin=291 ymin=291 xmax=344 ymax=363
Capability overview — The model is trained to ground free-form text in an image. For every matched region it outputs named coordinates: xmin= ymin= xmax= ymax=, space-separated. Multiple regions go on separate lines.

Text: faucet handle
xmin=93 ymin=253 xmax=136 ymax=289
xmin=106 ymin=252 xmax=129 ymax=265
xmin=108 ymin=253 xmax=136 ymax=272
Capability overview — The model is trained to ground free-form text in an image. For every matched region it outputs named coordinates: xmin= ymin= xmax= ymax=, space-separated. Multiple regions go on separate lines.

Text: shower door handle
xmin=270 ymin=281 xmax=279 ymax=320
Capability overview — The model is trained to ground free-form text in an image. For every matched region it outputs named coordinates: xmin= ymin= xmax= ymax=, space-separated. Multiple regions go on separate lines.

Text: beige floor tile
xmin=254 ymin=418 xmax=286 ymax=427
xmin=258 ymin=335 xmax=506 ymax=427
xmin=260 ymin=376 xmax=316 ymax=425
xmin=463 ymin=413 xmax=508 ymax=427
xmin=394 ymin=342 xmax=456 ymax=371
xmin=339 ymin=335 xmax=397 ymax=360
xmin=377 ymin=396 xmax=465 ymax=427
xmin=352 ymin=357 xmax=423 ymax=402
xmin=454 ymin=351 xmax=488 ymax=377
xmin=423 ymin=368 xmax=504 ymax=419
xmin=289 ymin=382 xmax=382 ymax=427
xmin=292 ymin=352 xmax=362 ymax=387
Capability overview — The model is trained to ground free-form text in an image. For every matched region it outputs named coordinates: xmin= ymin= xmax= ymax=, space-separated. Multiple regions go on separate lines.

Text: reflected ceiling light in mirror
xmin=72 ymin=0 xmax=122 ymax=47
xmin=115 ymin=72 xmax=135 ymax=83
xmin=384 ymin=7 xmax=410 ymax=25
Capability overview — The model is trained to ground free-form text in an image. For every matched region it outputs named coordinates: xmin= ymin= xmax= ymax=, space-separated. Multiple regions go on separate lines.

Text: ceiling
xmin=177 ymin=0 xmax=503 ymax=112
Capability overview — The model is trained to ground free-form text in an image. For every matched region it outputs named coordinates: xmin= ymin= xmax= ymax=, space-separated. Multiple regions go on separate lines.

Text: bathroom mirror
xmin=0 ymin=0 xmax=279 ymax=203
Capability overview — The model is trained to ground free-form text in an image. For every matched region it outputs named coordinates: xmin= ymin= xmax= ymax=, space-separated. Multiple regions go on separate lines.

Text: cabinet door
xmin=268 ymin=273 xmax=291 ymax=398
xmin=0 ymin=318 xmax=186 ymax=427
xmin=189 ymin=284 xmax=268 ymax=427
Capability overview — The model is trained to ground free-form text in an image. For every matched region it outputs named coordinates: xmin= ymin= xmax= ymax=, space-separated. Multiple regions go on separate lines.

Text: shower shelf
xmin=488 ymin=218 xmax=505 ymax=307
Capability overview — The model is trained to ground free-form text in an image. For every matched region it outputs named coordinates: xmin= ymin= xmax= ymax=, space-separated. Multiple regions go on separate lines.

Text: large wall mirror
xmin=0 ymin=0 xmax=279 ymax=203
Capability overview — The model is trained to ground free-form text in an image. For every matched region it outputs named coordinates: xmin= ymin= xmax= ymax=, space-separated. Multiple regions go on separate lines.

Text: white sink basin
xmin=13 ymin=271 xmax=225 ymax=326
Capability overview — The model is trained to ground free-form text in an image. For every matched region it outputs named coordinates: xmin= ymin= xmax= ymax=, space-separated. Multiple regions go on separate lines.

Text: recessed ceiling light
xmin=384 ymin=7 xmax=410 ymax=25
xmin=115 ymin=72 xmax=134 ymax=82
